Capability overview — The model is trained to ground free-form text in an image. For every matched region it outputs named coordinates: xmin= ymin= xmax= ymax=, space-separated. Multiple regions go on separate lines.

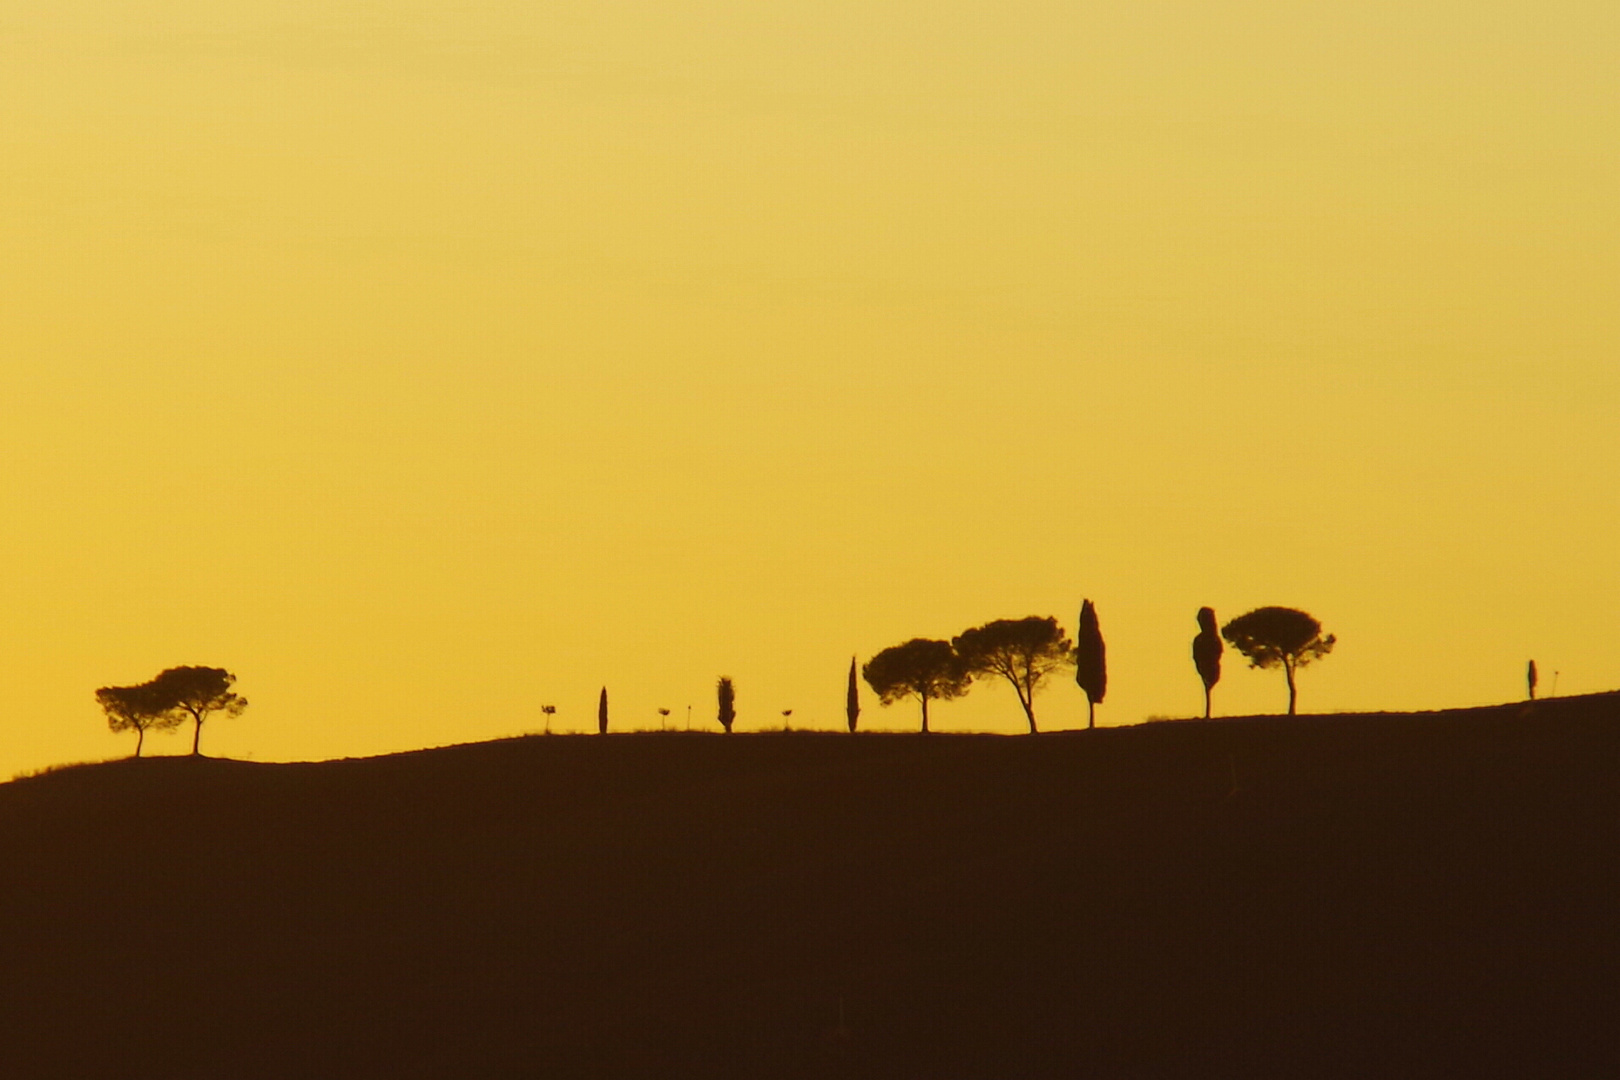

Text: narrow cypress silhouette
xmin=1075 ymin=600 xmax=1106 ymax=729
xmin=1527 ymin=660 xmax=1538 ymax=701
xmin=717 ymin=676 xmax=736 ymax=733
xmin=1193 ymin=607 xmax=1223 ymax=720
xmin=846 ymin=656 xmax=861 ymax=733
xmin=598 ymin=687 xmax=608 ymax=734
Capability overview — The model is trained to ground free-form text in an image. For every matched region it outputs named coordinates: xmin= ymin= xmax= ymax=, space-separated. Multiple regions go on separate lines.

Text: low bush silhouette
xmin=717 ymin=676 xmax=736 ymax=734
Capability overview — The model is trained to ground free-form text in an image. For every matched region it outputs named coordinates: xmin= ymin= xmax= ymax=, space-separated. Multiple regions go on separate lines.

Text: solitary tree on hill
xmin=954 ymin=616 xmax=1074 ymax=734
xmin=1192 ymin=607 xmax=1223 ymax=720
xmin=846 ymin=655 xmax=861 ymax=733
xmin=862 ymin=638 xmax=971 ymax=734
xmin=1074 ymin=602 xmax=1106 ymax=730
xmin=1527 ymin=660 xmax=1538 ymax=701
xmin=1220 ymin=607 xmax=1335 ymax=716
xmin=717 ymin=676 xmax=737 ymax=733
xmin=598 ymin=687 xmax=608 ymax=734
xmin=95 ymin=681 xmax=182 ymax=757
xmin=149 ymin=666 xmax=247 ymax=756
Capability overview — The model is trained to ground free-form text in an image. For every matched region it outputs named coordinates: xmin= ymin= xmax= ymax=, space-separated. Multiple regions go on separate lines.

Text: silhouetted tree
xmin=717 ymin=677 xmax=736 ymax=733
xmin=845 ymin=655 xmax=861 ymax=733
xmin=862 ymin=638 xmax=971 ymax=734
xmin=149 ymin=666 xmax=247 ymax=756
xmin=1527 ymin=660 xmax=1538 ymax=701
xmin=1074 ymin=602 xmax=1106 ymax=730
xmin=1221 ymin=607 xmax=1335 ymax=716
xmin=95 ymin=681 xmax=181 ymax=757
xmin=1192 ymin=607 xmax=1223 ymax=720
xmin=954 ymin=616 xmax=1073 ymax=734
xmin=598 ymin=687 xmax=608 ymax=734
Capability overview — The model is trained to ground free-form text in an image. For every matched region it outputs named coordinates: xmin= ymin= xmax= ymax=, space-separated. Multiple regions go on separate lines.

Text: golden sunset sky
xmin=3 ymin=1 xmax=1615 ymax=773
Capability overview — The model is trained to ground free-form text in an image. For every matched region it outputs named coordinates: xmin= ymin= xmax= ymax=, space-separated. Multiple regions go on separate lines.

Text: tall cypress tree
xmin=598 ymin=686 xmax=608 ymax=735
xmin=1075 ymin=600 xmax=1107 ymax=729
xmin=846 ymin=656 xmax=861 ymax=733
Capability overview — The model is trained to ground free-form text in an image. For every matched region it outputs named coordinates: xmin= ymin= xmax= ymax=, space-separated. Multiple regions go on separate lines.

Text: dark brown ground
xmin=0 ymin=694 xmax=1616 ymax=1078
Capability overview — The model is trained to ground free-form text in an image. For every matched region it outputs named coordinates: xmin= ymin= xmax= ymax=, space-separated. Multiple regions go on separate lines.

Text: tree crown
xmin=1193 ymin=606 xmax=1223 ymax=689
xmin=953 ymin=617 xmax=1074 ymax=686
xmin=95 ymin=682 xmax=183 ymax=734
xmin=1220 ymin=607 xmax=1335 ymax=670
xmin=862 ymin=639 xmax=970 ymax=706
xmin=149 ymin=666 xmax=247 ymax=721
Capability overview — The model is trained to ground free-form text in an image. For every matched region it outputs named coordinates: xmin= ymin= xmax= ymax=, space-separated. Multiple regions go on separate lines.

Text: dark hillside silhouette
xmin=1193 ymin=606 xmax=1223 ymax=719
xmin=2 ymin=694 xmax=1618 ymax=1079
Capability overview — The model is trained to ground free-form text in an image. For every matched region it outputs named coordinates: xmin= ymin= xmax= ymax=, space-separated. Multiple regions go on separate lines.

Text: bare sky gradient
xmin=2 ymin=1 xmax=1615 ymax=774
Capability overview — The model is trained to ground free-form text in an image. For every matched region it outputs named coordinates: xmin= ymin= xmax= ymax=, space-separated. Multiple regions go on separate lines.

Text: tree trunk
xmin=920 ymin=695 xmax=930 ymax=734
xmin=135 ymin=727 xmax=145 ymax=758
xmin=1010 ymin=683 xmax=1036 ymax=735
xmin=1204 ymin=685 xmax=1212 ymax=721
xmin=1087 ymin=698 xmax=1095 ymax=730
xmin=1284 ymin=660 xmax=1297 ymax=716
xmin=191 ymin=718 xmax=203 ymax=756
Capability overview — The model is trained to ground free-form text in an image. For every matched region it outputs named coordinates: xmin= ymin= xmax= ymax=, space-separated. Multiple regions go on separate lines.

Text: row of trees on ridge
xmin=583 ymin=606 xmax=1334 ymax=735
xmin=99 ymin=610 xmax=1333 ymax=751
xmin=859 ymin=605 xmax=1335 ymax=732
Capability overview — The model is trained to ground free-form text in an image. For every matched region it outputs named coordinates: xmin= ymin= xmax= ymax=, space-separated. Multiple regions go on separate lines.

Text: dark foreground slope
xmin=0 ymin=697 xmax=1616 ymax=1079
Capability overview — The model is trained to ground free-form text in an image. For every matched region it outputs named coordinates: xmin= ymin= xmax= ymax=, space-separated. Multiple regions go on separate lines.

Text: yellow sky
xmin=2 ymin=1 xmax=1616 ymax=773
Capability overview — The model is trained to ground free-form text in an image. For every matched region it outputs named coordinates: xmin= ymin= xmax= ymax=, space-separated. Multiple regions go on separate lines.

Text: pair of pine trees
xmin=97 ymin=666 xmax=248 ymax=757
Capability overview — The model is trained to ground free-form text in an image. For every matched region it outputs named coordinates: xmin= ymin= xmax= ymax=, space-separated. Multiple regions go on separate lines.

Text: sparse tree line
xmin=859 ymin=604 xmax=1335 ymax=733
xmin=95 ymin=608 xmax=1334 ymax=753
xmin=598 ymin=604 xmax=1333 ymax=735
